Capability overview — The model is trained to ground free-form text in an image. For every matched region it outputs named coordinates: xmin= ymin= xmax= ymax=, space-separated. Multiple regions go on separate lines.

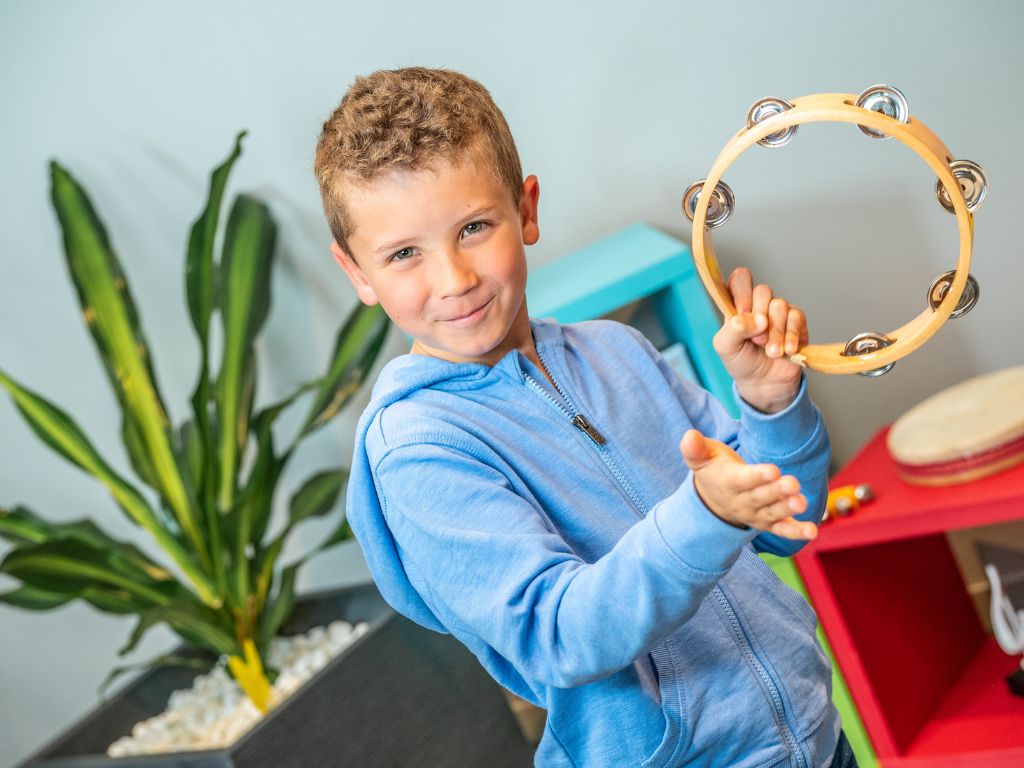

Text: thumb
xmin=714 ymin=312 xmax=767 ymax=358
xmin=680 ymin=429 xmax=716 ymax=471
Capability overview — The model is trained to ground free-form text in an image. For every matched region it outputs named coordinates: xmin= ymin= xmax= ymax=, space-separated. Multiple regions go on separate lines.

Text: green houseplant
xmin=0 ymin=132 xmax=391 ymax=712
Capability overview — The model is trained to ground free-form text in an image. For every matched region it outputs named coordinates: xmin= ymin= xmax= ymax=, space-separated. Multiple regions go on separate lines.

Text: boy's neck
xmin=408 ymin=301 xmax=556 ymax=389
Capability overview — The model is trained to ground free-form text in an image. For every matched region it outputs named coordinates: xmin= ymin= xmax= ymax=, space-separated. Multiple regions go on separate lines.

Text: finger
xmin=714 ymin=312 xmax=769 ymax=359
xmin=728 ymin=268 xmax=754 ymax=314
xmin=741 ymin=474 xmax=800 ymax=509
xmin=768 ymin=517 xmax=818 ymax=541
xmin=766 ymin=297 xmax=789 ymax=358
xmin=751 ymin=284 xmax=772 ymax=345
xmin=680 ymin=429 xmax=714 ymax=471
xmin=785 ymin=306 xmax=807 ymax=356
xmin=726 ymin=462 xmax=782 ymax=494
xmin=756 ymin=492 xmax=808 ymax=522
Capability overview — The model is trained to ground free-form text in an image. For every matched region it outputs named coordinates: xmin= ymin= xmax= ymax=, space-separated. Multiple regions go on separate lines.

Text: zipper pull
xmin=572 ymin=415 xmax=606 ymax=445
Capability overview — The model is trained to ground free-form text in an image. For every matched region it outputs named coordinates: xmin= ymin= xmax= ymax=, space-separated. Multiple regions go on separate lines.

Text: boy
xmin=315 ymin=67 xmax=854 ymax=767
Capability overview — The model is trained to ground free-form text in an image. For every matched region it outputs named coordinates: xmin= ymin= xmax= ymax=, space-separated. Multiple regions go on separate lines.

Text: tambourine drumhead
xmin=887 ymin=366 xmax=1024 ymax=486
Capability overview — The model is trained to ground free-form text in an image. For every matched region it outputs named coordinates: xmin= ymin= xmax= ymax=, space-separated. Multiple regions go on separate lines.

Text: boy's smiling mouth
xmin=443 ymin=296 xmax=494 ymax=325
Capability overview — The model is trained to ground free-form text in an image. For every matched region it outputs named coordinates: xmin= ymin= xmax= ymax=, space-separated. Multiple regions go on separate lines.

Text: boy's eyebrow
xmin=373 ymin=237 xmax=416 ymax=255
xmin=371 ymin=205 xmax=499 ymax=255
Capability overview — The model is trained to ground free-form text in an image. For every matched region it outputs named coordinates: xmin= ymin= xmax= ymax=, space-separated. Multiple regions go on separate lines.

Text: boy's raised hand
xmin=681 ymin=429 xmax=818 ymax=541
xmin=714 ymin=268 xmax=807 ymax=414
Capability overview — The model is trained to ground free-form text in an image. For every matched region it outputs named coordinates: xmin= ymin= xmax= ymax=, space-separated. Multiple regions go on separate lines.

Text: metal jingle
xmin=855 ymin=84 xmax=910 ymax=140
xmin=927 ymin=269 xmax=980 ymax=318
xmin=682 ymin=179 xmax=736 ymax=228
xmin=935 ymin=159 xmax=988 ymax=214
xmin=841 ymin=331 xmax=896 ymax=377
xmin=747 ymin=97 xmax=798 ymax=148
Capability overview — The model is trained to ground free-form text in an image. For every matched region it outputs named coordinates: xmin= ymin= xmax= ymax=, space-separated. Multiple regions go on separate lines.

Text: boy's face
xmin=332 ymin=154 xmax=540 ymax=366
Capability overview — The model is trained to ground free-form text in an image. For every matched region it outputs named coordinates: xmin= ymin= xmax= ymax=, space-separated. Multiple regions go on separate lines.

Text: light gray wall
xmin=1 ymin=0 xmax=1021 ymax=764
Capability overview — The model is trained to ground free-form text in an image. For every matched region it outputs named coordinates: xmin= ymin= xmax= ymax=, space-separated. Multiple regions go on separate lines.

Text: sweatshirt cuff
xmin=733 ymin=374 xmax=820 ymax=459
xmin=651 ymin=473 xmax=757 ymax=573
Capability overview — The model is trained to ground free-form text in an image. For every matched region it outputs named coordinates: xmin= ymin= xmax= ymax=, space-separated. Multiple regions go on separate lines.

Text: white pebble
xmin=106 ymin=620 xmax=365 ymax=757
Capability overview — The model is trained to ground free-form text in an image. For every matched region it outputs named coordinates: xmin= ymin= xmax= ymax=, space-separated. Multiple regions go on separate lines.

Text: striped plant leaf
xmin=176 ymin=419 xmax=205 ymax=502
xmin=0 ymin=371 xmax=218 ymax=606
xmin=1 ymin=539 xmax=178 ymax=606
xmin=298 ymin=304 xmax=390 ymax=440
xmin=257 ymin=560 xmax=298 ymax=655
xmin=0 ymin=506 xmax=51 ymax=546
xmin=317 ymin=517 xmax=354 ymax=552
xmin=0 ymin=506 xmax=175 ymax=584
xmin=121 ymin=416 xmax=161 ymax=492
xmin=243 ymin=379 xmax=319 ymax=548
xmin=215 ymin=194 xmax=276 ymax=513
xmin=226 ymin=412 xmax=282 ymax=618
xmin=241 ymin=386 xmax=330 ymax=609
xmin=0 ymin=582 xmax=152 ymax=615
xmin=183 ymin=133 xmax=250 ymax=622
xmin=120 ymin=599 xmax=238 ymax=659
xmin=288 ymin=469 xmax=347 ymax=527
xmin=253 ymin=536 xmax=285 ymax=607
xmin=187 ymin=132 xmax=246 ymax=356
xmin=49 ymin=162 xmax=207 ymax=569
xmin=0 ymin=584 xmax=75 ymax=610
xmin=80 ymin=586 xmax=155 ymax=615
xmin=250 ymin=468 xmax=346 ymax=607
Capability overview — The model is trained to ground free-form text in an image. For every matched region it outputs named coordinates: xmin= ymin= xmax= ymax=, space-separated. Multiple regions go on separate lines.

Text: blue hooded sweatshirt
xmin=347 ymin=316 xmax=838 ymax=767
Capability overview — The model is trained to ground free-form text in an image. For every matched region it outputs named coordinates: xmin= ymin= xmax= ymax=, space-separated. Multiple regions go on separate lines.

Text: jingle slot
xmin=682 ymin=179 xmax=736 ymax=229
xmin=855 ymin=84 xmax=909 ymax=140
xmin=747 ymin=97 xmax=798 ymax=148
xmin=935 ymin=160 xmax=988 ymax=213
xmin=842 ymin=332 xmax=896 ymax=377
xmin=927 ymin=270 xmax=979 ymax=318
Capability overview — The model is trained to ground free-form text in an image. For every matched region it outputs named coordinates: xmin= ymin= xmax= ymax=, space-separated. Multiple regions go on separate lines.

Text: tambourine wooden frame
xmin=690 ymin=91 xmax=974 ymax=375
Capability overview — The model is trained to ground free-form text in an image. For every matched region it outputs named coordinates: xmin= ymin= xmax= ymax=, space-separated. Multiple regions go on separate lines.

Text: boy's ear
xmin=330 ymin=242 xmax=380 ymax=307
xmin=519 ymin=175 xmax=540 ymax=246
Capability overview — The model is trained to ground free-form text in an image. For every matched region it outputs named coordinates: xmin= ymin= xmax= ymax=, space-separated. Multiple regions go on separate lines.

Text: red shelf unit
xmin=796 ymin=427 xmax=1024 ymax=767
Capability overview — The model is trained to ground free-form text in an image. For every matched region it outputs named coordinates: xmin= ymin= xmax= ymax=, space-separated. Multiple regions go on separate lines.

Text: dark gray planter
xmin=18 ymin=582 xmax=534 ymax=767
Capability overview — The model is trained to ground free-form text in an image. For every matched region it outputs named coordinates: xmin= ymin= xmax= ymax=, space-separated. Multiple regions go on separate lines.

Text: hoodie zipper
xmin=525 ymin=343 xmax=808 ymax=768
xmin=713 ymin=587 xmax=808 ymax=768
xmin=523 ymin=346 xmax=648 ymax=520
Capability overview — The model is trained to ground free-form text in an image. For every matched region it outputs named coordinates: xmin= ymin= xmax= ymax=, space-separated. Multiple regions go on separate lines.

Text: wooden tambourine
xmin=683 ymin=85 xmax=986 ymax=376
xmin=887 ymin=366 xmax=1024 ymax=486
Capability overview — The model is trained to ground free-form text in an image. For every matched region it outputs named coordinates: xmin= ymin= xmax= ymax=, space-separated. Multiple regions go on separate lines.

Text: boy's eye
xmin=462 ymin=221 xmax=488 ymax=236
xmin=390 ymin=247 xmax=415 ymax=262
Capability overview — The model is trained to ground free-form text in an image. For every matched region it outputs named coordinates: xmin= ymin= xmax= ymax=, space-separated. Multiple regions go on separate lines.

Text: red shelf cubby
xmin=795 ymin=427 xmax=1024 ymax=767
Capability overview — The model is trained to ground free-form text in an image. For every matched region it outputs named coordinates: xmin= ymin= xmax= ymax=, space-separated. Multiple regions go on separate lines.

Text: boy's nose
xmin=436 ymin=249 xmax=479 ymax=299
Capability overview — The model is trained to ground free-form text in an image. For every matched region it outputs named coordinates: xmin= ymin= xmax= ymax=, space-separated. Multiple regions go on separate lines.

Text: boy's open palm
xmin=681 ymin=430 xmax=818 ymax=541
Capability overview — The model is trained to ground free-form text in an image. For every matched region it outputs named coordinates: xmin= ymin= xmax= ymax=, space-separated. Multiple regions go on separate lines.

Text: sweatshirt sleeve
xmin=624 ymin=325 xmax=831 ymax=557
xmin=731 ymin=376 xmax=832 ymax=556
xmin=373 ymin=440 xmax=756 ymax=689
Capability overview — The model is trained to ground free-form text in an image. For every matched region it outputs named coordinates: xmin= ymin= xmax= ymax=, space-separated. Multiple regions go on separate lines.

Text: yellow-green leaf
xmin=215 ymin=194 xmax=276 ymax=512
xmin=299 ymin=303 xmax=390 ymax=439
xmin=258 ymin=561 xmax=298 ymax=653
xmin=289 ymin=469 xmax=346 ymax=527
xmin=49 ymin=161 xmax=207 ymax=569
xmin=0 ymin=584 xmax=75 ymax=610
xmin=1 ymin=539 xmax=176 ymax=606
xmin=0 ymin=370 xmax=218 ymax=606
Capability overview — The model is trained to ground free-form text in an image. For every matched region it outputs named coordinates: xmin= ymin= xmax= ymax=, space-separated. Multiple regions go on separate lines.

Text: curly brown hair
xmin=314 ymin=67 xmax=524 ymax=256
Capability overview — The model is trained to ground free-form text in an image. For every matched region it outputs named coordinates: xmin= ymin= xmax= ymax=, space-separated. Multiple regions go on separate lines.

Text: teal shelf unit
xmin=527 ymin=223 xmax=737 ymax=418
xmin=526 ymin=222 xmax=877 ymax=768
